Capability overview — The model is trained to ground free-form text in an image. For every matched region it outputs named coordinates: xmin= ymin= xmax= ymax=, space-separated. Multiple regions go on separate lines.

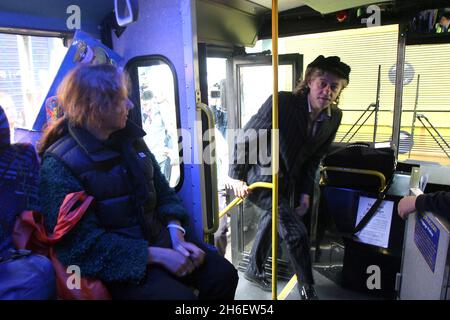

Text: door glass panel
xmin=237 ymin=63 xmax=293 ymax=262
xmin=137 ymin=64 xmax=180 ymax=187
xmin=206 ymin=57 xmax=232 ymax=260
xmin=239 ymin=64 xmax=293 ymax=126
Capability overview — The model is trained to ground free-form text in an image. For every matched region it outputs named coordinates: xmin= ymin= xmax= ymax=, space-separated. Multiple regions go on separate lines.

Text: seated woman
xmin=37 ymin=64 xmax=238 ymax=300
xmin=0 ymin=105 xmax=56 ymax=300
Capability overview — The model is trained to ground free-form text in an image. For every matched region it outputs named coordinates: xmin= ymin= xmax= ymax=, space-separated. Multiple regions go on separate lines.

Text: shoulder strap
xmin=12 ymin=191 xmax=94 ymax=252
xmin=50 ymin=191 xmax=94 ymax=242
xmin=351 ymin=171 xmax=396 ymax=235
xmin=352 ymin=195 xmax=384 ymax=235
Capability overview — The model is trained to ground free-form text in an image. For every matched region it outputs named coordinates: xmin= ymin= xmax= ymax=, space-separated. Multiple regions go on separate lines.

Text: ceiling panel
xmin=250 ymin=0 xmax=306 ymax=12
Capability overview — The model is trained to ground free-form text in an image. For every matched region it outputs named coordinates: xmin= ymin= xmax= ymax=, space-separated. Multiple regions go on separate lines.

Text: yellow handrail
xmin=218 ymin=182 xmax=273 ymax=219
xmin=322 ymin=166 xmax=387 ymax=192
xmin=218 ymin=179 xmax=306 ymax=300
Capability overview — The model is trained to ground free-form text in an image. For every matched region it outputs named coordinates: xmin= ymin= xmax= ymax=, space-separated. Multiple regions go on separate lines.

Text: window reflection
xmin=137 ymin=64 xmax=180 ymax=187
xmin=0 ymin=34 xmax=67 ymax=140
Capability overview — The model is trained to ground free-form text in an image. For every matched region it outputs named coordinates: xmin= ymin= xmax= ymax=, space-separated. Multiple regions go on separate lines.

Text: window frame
xmin=126 ymin=55 xmax=184 ymax=191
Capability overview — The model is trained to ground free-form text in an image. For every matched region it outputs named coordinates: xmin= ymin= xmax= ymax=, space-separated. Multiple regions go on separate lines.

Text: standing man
xmin=228 ymin=55 xmax=351 ymax=300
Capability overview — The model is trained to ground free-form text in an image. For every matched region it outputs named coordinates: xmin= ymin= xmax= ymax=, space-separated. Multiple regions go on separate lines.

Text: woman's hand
xmin=226 ymin=178 xmax=251 ymax=199
xmin=397 ymin=196 xmax=417 ymax=220
xmin=147 ymin=247 xmax=195 ymax=277
xmin=168 ymin=220 xmax=205 ymax=268
xmin=177 ymin=242 xmax=205 ymax=268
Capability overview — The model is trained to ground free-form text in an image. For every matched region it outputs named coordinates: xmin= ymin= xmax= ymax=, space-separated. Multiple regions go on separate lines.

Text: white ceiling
xmin=250 ymin=0 xmax=306 ymax=12
xmin=249 ymin=0 xmax=391 ymax=13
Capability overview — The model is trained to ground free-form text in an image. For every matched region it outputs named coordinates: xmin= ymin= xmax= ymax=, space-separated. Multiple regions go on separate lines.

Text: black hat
xmin=307 ymin=55 xmax=351 ymax=82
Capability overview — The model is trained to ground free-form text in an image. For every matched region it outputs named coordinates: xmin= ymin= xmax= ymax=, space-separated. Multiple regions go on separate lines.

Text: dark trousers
xmin=107 ymin=241 xmax=238 ymax=300
xmin=246 ymin=199 xmax=314 ymax=285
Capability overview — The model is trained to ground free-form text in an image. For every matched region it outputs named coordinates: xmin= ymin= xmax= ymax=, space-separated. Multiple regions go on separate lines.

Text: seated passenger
xmin=37 ymin=64 xmax=238 ymax=300
xmin=0 ymin=105 xmax=56 ymax=300
xmin=398 ymin=191 xmax=450 ymax=220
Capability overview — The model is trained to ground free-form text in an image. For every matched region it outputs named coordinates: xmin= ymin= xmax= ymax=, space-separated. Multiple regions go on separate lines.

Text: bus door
xmin=228 ymin=53 xmax=303 ymax=277
xmin=110 ymin=0 xmax=211 ymax=242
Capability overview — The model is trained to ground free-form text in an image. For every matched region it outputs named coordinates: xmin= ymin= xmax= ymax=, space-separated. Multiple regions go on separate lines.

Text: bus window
xmin=0 ymin=33 xmax=67 ymax=138
xmin=136 ymin=61 xmax=180 ymax=188
xmin=277 ymin=25 xmax=399 ymax=145
xmin=399 ymin=43 xmax=450 ymax=166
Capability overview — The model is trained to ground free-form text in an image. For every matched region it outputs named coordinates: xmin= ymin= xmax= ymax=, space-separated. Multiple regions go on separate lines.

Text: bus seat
xmin=12 ymin=95 xmax=64 ymax=149
xmin=0 ymin=105 xmax=56 ymax=300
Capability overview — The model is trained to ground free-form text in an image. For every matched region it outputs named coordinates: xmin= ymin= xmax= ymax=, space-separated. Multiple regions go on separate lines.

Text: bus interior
xmin=1 ymin=0 xmax=450 ymax=300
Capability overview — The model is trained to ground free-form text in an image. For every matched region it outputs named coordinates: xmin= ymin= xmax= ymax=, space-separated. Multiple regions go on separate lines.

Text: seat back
xmin=0 ymin=105 xmax=40 ymax=256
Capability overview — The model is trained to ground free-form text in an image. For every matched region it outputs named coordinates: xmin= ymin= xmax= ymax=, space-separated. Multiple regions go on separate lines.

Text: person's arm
xmin=398 ymin=191 xmax=450 ymax=220
xmin=229 ymin=95 xmax=273 ymax=181
xmin=416 ymin=191 xmax=450 ymax=218
xmin=39 ymin=156 xmax=149 ymax=283
xmin=228 ymin=95 xmax=273 ymax=197
xmin=397 ymin=196 xmax=417 ymax=219
xmin=149 ymin=151 xmax=205 ymax=268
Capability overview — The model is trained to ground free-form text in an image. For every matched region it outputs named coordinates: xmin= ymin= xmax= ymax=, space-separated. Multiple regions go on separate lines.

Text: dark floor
xmin=235 ymin=267 xmax=381 ymax=300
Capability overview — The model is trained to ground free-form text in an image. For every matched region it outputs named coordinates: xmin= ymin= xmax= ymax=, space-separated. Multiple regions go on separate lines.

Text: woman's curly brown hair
xmin=38 ymin=64 xmax=129 ymax=156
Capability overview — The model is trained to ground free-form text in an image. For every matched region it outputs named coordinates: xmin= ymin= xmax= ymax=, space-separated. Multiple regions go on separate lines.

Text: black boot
xmin=299 ymin=285 xmax=319 ymax=300
xmin=243 ymin=271 xmax=272 ymax=292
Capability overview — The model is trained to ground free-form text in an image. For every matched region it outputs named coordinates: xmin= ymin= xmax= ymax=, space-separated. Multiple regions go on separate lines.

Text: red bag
xmin=12 ymin=191 xmax=111 ymax=300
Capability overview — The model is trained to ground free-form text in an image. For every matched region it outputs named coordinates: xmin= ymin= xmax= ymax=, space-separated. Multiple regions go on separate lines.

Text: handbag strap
xmin=50 ymin=191 xmax=94 ymax=241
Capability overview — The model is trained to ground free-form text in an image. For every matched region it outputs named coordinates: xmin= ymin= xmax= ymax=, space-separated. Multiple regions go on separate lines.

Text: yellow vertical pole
xmin=271 ymin=0 xmax=279 ymax=301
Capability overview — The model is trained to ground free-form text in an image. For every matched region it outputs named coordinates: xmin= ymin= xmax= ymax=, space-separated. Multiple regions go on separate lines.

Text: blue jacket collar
xmin=69 ymin=120 xmax=146 ymax=162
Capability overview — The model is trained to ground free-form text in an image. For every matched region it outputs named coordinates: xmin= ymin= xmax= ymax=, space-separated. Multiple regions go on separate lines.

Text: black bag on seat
xmin=322 ymin=142 xmax=396 ymax=193
xmin=320 ymin=143 xmax=400 ymax=299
